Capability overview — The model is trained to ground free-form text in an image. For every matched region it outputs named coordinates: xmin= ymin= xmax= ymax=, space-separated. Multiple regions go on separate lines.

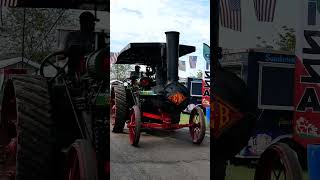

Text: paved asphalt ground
xmin=110 ymin=126 xmax=210 ymax=180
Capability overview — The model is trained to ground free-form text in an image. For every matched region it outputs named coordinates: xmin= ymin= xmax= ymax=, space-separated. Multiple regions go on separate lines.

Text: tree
xmin=0 ymin=8 xmax=76 ymax=62
xmin=111 ymin=64 xmax=133 ymax=81
xmin=196 ymin=70 xmax=203 ymax=79
xmin=276 ymin=26 xmax=296 ymax=52
xmin=256 ymin=25 xmax=296 ymax=53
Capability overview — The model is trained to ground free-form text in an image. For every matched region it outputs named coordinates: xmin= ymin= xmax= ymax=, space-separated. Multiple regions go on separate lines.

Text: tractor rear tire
xmin=0 ymin=75 xmax=55 ymax=180
xmin=112 ymin=85 xmax=128 ymax=133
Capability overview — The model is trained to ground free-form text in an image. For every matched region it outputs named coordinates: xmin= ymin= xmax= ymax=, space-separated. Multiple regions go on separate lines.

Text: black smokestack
xmin=165 ymin=31 xmax=179 ymax=83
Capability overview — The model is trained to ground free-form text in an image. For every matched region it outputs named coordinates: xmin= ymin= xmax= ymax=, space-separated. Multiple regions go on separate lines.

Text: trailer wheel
xmin=0 ymin=75 xmax=55 ymax=180
xmin=111 ymin=85 xmax=128 ymax=133
xmin=128 ymin=106 xmax=141 ymax=146
xmin=254 ymin=142 xmax=303 ymax=180
xmin=65 ymin=139 xmax=98 ymax=180
xmin=189 ymin=106 xmax=206 ymax=144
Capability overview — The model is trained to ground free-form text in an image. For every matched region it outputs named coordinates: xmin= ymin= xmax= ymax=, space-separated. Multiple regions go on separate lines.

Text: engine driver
xmin=63 ymin=11 xmax=96 ymax=78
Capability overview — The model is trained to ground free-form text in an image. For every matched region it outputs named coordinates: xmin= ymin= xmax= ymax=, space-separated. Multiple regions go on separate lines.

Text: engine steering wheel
xmin=40 ymin=51 xmax=68 ymax=82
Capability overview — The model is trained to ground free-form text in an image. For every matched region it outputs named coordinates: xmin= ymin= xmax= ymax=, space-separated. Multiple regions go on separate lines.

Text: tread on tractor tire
xmin=112 ymin=85 xmax=128 ymax=133
xmin=0 ymin=75 xmax=55 ymax=180
xmin=254 ymin=142 xmax=303 ymax=180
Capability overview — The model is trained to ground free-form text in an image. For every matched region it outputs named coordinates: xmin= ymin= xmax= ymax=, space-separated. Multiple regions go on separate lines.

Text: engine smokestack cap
xmin=165 ymin=31 xmax=180 ymax=35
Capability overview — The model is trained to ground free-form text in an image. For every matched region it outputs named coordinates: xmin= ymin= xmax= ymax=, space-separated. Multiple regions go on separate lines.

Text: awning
xmin=116 ymin=43 xmax=196 ymax=65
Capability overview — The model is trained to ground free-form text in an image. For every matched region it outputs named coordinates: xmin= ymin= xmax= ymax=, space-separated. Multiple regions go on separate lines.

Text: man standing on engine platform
xmin=63 ymin=11 xmax=97 ymax=78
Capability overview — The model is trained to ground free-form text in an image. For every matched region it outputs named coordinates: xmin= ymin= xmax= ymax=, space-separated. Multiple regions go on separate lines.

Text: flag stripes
xmin=220 ymin=0 xmax=242 ymax=31
xmin=189 ymin=56 xmax=197 ymax=69
xmin=110 ymin=52 xmax=120 ymax=64
xmin=253 ymin=0 xmax=277 ymax=22
xmin=0 ymin=0 xmax=17 ymax=7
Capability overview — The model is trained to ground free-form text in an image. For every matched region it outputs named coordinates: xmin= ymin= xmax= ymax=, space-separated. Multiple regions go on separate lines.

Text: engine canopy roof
xmin=115 ymin=43 xmax=195 ymax=65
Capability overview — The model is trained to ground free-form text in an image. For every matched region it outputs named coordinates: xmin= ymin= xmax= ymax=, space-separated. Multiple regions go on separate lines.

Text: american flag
xmin=0 ymin=0 xmax=17 ymax=7
xmin=253 ymin=0 xmax=277 ymax=22
xmin=178 ymin=60 xmax=186 ymax=71
xmin=189 ymin=56 xmax=197 ymax=69
xmin=220 ymin=0 xmax=242 ymax=31
xmin=110 ymin=52 xmax=120 ymax=64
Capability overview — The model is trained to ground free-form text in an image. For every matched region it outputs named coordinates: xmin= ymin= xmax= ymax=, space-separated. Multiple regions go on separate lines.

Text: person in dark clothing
xmin=63 ymin=11 xmax=96 ymax=78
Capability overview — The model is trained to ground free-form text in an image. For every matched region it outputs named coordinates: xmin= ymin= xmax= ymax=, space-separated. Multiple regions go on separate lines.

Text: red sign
xmin=202 ymin=70 xmax=210 ymax=107
xmin=293 ymin=0 xmax=320 ymax=148
xmin=293 ymin=57 xmax=320 ymax=147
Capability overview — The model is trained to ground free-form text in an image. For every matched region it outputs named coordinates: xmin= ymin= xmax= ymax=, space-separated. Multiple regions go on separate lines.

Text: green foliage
xmin=276 ymin=26 xmax=296 ymax=52
xmin=196 ymin=70 xmax=203 ymax=78
xmin=111 ymin=64 xmax=133 ymax=81
xmin=256 ymin=25 xmax=296 ymax=53
xmin=0 ymin=8 xmax=76 ymax=62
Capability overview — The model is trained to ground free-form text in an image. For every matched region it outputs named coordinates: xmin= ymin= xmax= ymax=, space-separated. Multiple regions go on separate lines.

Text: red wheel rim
xmin=0 ymin=81 xmax=17 ymax=178
xmin=111 ymin=104 xmax=116 ymax=125
xmin=65 ymin=149 xmax=80 ymax=180
xmin=129 ymin=111 xmax=136 ymax=145
xmin=190 ymin=112 xmax=201 ymax=143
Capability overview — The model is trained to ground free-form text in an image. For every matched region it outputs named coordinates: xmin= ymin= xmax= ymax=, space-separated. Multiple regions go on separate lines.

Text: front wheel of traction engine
xmin=111 ymin=85 xmax=128 ymax=133
xmin=189 ymin=106 xmax=206 ymax=144
xmin=128 ymin=106 xmax=141 ymax=147
xmin=0 ymin=75 xmax=55 ymax=180
xmin=254 ymin=142 xmax=303 ymax=180
xmin=65 ymin=139 xmax=98 ymax=180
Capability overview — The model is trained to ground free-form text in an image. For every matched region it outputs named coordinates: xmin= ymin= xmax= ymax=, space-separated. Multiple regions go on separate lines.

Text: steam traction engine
xmin=0 ymin=35 xmax=110 ymax=179
xmin=111 ymin=31 xmax=206 ymax=146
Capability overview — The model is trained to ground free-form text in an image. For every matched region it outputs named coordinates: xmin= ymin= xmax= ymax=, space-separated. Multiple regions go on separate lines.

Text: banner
xmin=202 ymin=70 xmax=210 ymax=108
xmin=189 ymin=56 xmax=197 ymax=69
xmin=294 ymin=0 xmax=320 ymax=147
xmin=203 ymin=43 xmax=210 ymax=67
xmin=202 ymin=44 xmax=210 ymax=107
xmin=178 ymin=60 xmax=186 ymax=71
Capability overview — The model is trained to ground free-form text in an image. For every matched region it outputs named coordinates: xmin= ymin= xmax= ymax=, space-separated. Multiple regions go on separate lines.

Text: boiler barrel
xmin=86 ymin=48 xmax=109 ymax=80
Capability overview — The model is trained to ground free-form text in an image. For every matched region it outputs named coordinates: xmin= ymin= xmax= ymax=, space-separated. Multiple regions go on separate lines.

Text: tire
xmin=111 ymin=85 xmax=128 ymax=133
xmin=0 ymin=75 xmax=55 ymax=180
xmin=280 ymin=139 xmax=307 ymax=170
xmin=254 ymin=142 xmax=303 ymax=180
xmin=128 ymin=105 xmax=141 ymax=147
xmin=189 ymin=106 xmax=206 ymax=144
xmin=65 ymin=139 xmax=98 ymax=180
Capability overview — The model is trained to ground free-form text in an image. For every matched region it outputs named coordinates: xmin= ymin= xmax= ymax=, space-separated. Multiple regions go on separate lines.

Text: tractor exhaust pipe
xmin=165 ymin=31 xmax=179 ymax=84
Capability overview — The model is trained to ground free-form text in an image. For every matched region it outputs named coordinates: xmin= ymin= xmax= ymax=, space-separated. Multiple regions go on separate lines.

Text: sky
xmin=110 ymin=0 xmax=210 ymax=78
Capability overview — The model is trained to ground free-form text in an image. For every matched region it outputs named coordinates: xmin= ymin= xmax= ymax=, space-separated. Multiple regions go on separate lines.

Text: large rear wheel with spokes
xmin=189 ymin=106 xmax=206 ymax=144
xmin=254 ymin=142 xmax=303 ymax=180
xmin=128 ymin=106 xmax=141 ymax=147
